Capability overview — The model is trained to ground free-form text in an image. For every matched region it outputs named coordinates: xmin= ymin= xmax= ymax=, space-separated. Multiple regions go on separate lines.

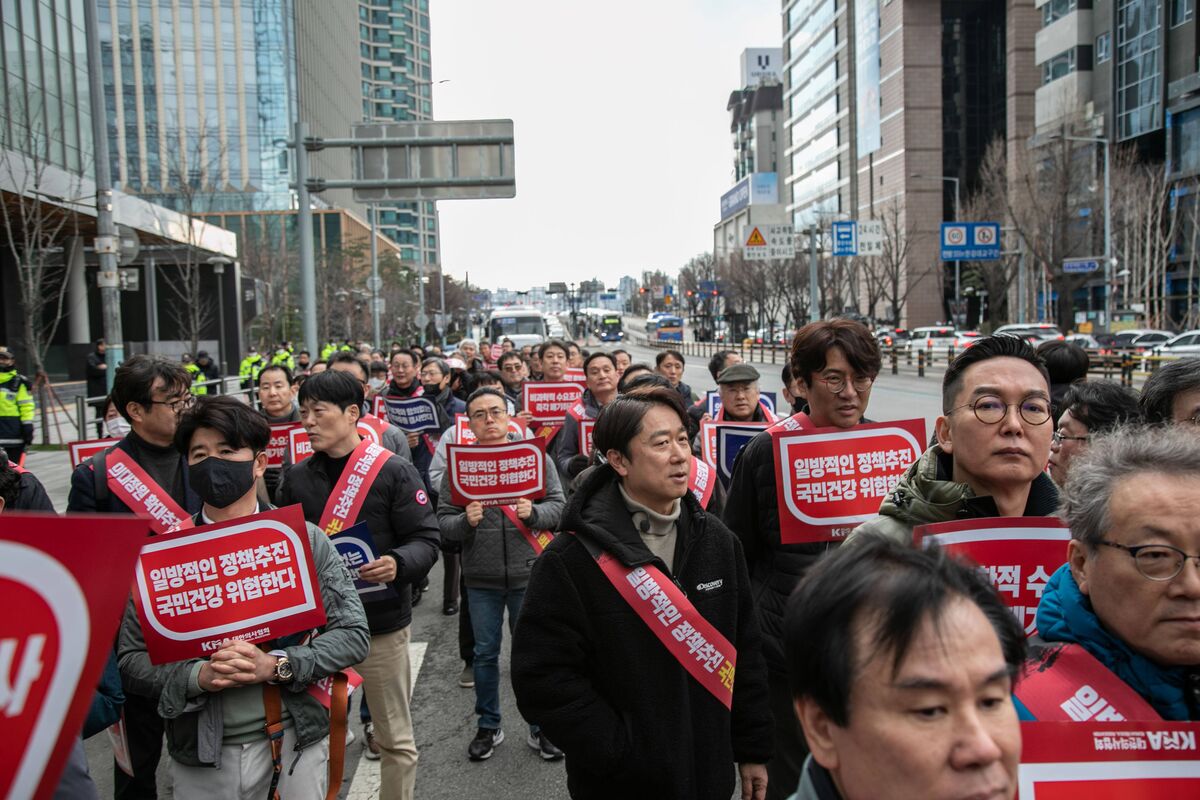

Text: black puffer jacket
xmin=277 ymin=448 xmax=440 ymax=634
xmin=512 ymin=465 xmax=772 ymax=800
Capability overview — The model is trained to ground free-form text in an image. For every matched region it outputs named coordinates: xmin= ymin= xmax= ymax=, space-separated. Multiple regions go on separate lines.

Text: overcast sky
xmin=431 ymin=0 xmax=780 ymax=292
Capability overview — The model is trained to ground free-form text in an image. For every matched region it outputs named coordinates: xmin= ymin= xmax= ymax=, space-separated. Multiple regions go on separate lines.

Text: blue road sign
xmin=832 ymin=221 xmax=857 ymax=257
xmin=940 ymin=222 xmax=1000 ymax=261
xmin=1063 ymin=258 xmax=1101 ymax=274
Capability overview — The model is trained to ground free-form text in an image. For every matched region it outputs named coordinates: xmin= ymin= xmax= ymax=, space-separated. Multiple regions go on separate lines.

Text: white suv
xmin=907 ymin=326 xmax=959 ymax=352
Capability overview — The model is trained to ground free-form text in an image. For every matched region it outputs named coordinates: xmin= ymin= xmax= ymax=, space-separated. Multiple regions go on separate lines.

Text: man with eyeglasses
xmin=68 ymin=354 xmax=204 ymax=800
xmin=851 ymin=335 xmax=1058 ymax=544
xmin=1018 ymin=426 xmax=1200 ymax=721
xmin=1047 ymin=380 xmax=1140 ymax=486
xmin=497 ymin=351 xmax=527 ymax=412
xmin=1139 ymin=357 xmax=1200 ymax=427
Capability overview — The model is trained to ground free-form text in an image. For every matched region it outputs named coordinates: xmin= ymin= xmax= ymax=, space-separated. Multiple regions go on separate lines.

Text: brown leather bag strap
xmin=262 ymin=684 xmax=286 ymax=800
xmin=324 ymin=672 xmax=350 ymax=800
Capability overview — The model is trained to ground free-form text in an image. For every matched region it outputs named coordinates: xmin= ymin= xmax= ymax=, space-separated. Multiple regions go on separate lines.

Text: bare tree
xmin=863 ymin=196 xmax=927 ymax=325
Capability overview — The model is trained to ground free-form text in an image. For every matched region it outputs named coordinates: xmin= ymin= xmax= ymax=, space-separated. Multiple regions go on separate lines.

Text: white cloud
xmin=430 ymin=0 xmax=780 ymax=291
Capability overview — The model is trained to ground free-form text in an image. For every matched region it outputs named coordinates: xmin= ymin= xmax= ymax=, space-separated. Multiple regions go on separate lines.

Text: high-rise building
xmin=357 ymin=0 xmax=440 ymax=268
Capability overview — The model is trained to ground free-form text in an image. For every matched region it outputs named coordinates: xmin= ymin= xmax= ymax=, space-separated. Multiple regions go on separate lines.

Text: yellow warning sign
xmin=745 ymin=227 xmax=766 ymax=247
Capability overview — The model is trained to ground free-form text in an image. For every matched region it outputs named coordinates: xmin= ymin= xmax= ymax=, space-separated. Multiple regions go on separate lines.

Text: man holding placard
xmin=278 ymin=370 xmax=440 ymax=800
xmin=555 ymin=351 xmax=618 ymax=484
xmin=328 ymin=352 xmax=413 ymax=463
xmin=437 ymin=387 xmax=566 ymax=762
xmin=512 ymin=385 xmax=771 ymax=799
xmin=722 ymin=320 xmax=881 ymax=799
xmin=117 ymin=396 xmax=369 ymax=799
xmin=851 ymin=336 xmax=1058 ymax=545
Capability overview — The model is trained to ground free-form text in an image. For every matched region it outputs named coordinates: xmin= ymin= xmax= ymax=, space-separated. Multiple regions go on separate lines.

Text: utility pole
xmin=369 ymin=204 xmax=380 ymax=347
xmin=438 ymin=268 xmax=447 ymax=348
xmin=808 ymin=228 xmax=820 ymax=322
xmin=416 ymin=259 xmax=428 ymax=343
xmin=84 ymin=0 xmax=122 ymax=389
xmin=294 ymin=120 xmax=318 ymax=355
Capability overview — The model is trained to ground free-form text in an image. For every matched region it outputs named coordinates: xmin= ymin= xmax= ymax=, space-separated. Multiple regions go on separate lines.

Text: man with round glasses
xmin=1026 ymin=426 xmax=1200 ymax=720
xmin=851 ymin=335 xmax=1059 ymax=544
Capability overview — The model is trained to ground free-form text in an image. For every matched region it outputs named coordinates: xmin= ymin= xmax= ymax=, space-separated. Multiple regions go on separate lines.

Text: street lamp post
xmin=911 ymin=174 xmax=961 ymax=325
xmin=1061 ymin=135 xmax=1113 ymax=331
xmin=206 ymin=255 xmax=233 ymax=376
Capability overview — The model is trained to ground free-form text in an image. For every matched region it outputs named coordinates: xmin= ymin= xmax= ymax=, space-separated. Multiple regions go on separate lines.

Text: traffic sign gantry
xmin=940 ymin=222 xmax=1001 ymax=261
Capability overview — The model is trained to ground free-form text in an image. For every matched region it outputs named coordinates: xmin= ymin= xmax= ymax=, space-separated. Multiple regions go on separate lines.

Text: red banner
xmin=773 ymin=418 xmax=925 ymax=544
xmin=563 ymin=368 xmax=587 ymax=385
xmin=1014 ymin=643 xmax=1160 ymax=723
xmin=67 ymin=437 xmax=121 ymax=469
xmin=454 ymin=414 xmax=527 ymax=445
xmin=914 ymin=517 xmax=1070 ymax=636
xmin=317 ymin=438 xmax=390 ymax=535
xmin=446 ymin=439 xmax=547 ymax=506
xmin=579 ymin=419 xmax=595 ymax=458
xmin=1017 ymin=722 xmax=1200 ymax=798
xmin=521 ymin=381 xmax=584 ymax=425
xmin=132 ymin=505 xmax=326 ymax=664
xmin=106 ymin=450 xmax=195 ymax=535
xmin=266 ymin=423 xmax=302 ymax=468
xmin=0 ymin=513 xmax=149 ymax=800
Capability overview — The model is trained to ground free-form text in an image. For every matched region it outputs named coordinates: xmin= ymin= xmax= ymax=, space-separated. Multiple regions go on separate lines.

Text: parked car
xmin=907 ymin=326 xmax=958 ymax=352
xmin=1064 ymin=334 xmax=1102 ymax=349
xmin=994 ymin=323 xmax=1064 ymax=342
xmin=954 ymin=330 xmax=983 ymax=349
xmin=1111 ymin=329 xmax=1173 ymax=351
xmin=874 ymin=328 xmax=909 ymax=349
xmin=1154 ymin=330 xmax=1200 ymax=357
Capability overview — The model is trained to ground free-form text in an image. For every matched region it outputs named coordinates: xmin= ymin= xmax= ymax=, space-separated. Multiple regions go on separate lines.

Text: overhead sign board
xmin=351 ymin=119 xmax=515 ymax=203
xmin=940 ymin=222 xmax=1001 ymax=261
xmin=1063 ymin=257 xmax=1101 ymax=274
xmin=832 ymin=221 xmax=857 ymax=257
xmin=720 ymin=173 xmax=779 ymax=220
xmin=743 ymin=224 xmax=795 ymax=261
xmin=858 ymin=219 xmax=884 ymax=255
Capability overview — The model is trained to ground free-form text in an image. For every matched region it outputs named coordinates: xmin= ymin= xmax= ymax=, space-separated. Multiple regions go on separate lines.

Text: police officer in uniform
xmin=0 ymin=347 xmax=34 ymax=462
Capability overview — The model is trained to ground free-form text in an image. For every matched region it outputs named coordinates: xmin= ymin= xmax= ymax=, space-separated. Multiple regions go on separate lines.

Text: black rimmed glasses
xmin=817 ymin=374 xmax=875 ymax=395
xmin=1099 ymin=540 xmax=1200 ymax=581
xmin=1052 ymin=429 xmax=1089 ymax=445
xmin=948 ymin=395 xmax=1051 ymax=426
xmin=148 ymin=394 xmax=196 ymax=413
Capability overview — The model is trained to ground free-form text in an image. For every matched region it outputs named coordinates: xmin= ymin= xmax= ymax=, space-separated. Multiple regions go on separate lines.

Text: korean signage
xmin=522 ymin=382 xmax=584 ymax=425
xmin=454 ymin=414 xmax=527 ymax=445
xmin=446 ymin=439 xmax=547 ymax=506
xmin=913 ymin=517 xmax=1070 ymax=636
xmin=329 ymin=522 xmax=397 ymax=599
xmin=1018 ymin=722 xmax=1200 ymax=797
xmin=743 ymin=224 xmax=795 ymax=261
xmin=267 ymin=423 xmax=302 ymax=468
xmin=0 ymin=514 xmax=151 ymax=800
xmin=719 ymin=172 xmax=779 ymax=220
xmin=382 ymin=396 xmax=441 ymax=433
xmin=563 ymin=368 xmax=587 ymax=385
xmin=773 ymin=419 xmax=925 ymax=543
xmin=579 ymin=419 xmax=595 ymax=458
xmin=132 ymin=505 xmax=325 ymax=664
xmin=832 ymin=221 xmax=857 ymax=257
xmin=941 ymin=222 xmax=1001 ymax=261
xmin=67 ymin=438 xmax=120 ymax=469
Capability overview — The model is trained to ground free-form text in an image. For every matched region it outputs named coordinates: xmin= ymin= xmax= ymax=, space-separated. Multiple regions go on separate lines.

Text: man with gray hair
xmin=1020 ymin=426 xmax=1200 ymax=720
xmin=1140 ymin=358 xmax=1200 ymax=426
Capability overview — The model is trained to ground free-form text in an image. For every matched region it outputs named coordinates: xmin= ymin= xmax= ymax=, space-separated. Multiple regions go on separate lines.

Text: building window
xmin=1117 ymin=0 xmax=1163 ymax=140
xmin=1172 ymin=0 xmax=1194 ymax=26
xmin=1042 ymin=0 xmax=1078 ymax=26
xmin=1042 ymin=49 xmax=1077 ymax=84
xmin=1096 ymin=32 xmax=1111 ymax=63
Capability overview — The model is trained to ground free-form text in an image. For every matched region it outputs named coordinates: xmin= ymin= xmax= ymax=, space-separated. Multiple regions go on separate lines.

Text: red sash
xmin=536 ymin=423 xmax=563 ymax=443
xmin=104 ymin=449 xmax=194 ymax=535
xmin=499 ymin=503 xmax=555 ymax=555
xmin=357 ymin=414 xmax=390 ymax=445
xmin=767 ymin=411 xmax=814 ymax=433
xmin=567 ymin=401 xmax=586 ymax=422
xmin=318 ymin=438 xmax=390 ymax=535
xmin=689 ymin=459 xmax=715 ymax=507
xmin=585 ymin=541 xmax=737 ymax=709
xmin=1015 ymin=643 xmax=1161 ymax=722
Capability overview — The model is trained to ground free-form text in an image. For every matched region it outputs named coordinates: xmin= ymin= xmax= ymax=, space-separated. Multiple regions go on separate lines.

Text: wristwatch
xmin=269 ymin=650 xmax=294 ymax=683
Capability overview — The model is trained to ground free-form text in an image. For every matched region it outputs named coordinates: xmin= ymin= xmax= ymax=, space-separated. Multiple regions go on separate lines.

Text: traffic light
xmin=639 ymin=286 xmax=647 ymax=295
xmin=686 ymin=289 xmax=694 ymax=298
xmin=711 ymin=289 xmax=719 ymax=297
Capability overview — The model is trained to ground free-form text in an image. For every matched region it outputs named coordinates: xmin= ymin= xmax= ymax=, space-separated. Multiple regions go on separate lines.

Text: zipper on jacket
xmin=666 ymin=513 xmax=706 ymax=597
xmin=502 ymin=511 xmax=510 ymax=590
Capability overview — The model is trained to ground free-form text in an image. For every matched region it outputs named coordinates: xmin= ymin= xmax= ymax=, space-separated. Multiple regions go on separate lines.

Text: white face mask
xmin=105 ymin=416 xmax=131 ymax=439
xmin=368 ymin=377 xmax=386 ymax=391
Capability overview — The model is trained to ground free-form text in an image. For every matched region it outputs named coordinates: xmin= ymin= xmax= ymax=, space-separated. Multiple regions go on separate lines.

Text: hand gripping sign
xmin=913 ymin=517 xmax=1071 ymax=636
xmin=329 ymin=522 xmax=398 ymax=600
xmin=772 ymin=418 xmax=925 ymax=544
xmin=521 ymin=381 xmax=584 ymax=425
xmin=446 ymin=438 xmax=547 ymax=507
xmin=382 ymin=396 xmax=441 ymax=433
xmin=0 ymin=513 xmax=149 ymax=800
xmin=67 ymin=437 xmax=122 ymax=469
xmin=1017 ymin=721 xmax=1200 ymax=798
xmin=132 ymin=505 xmax=326 ymax=665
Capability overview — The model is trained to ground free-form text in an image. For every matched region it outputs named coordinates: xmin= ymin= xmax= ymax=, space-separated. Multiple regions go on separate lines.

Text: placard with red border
xmin=266 ymin=423 xmax=302 ymax=468
xmin=447 ymin=439 xmax=547 ymax=506
xmin=132 ymin=505 xmax=326 ymax=664
xmin=454 ymin=414 xmax=527 ymax=445
xmin=773 ymin=418 xmax=925 ymax=544
xmin=67 ymin=437 xmax=121 ymax=469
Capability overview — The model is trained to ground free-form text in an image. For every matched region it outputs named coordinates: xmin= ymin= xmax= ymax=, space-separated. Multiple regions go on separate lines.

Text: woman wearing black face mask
xmin=115 ymin=395 xmax=370 ymax=799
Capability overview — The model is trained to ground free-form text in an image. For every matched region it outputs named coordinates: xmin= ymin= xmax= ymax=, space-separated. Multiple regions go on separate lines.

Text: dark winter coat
xmin=277 ymin=447 xmax=440 ymax=634
xmin=512 ymin=464 xmax=772 ymax=800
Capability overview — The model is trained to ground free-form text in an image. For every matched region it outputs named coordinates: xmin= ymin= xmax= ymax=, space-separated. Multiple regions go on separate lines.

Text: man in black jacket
xmin=277 ymin=370 xmax=439 ymax=800
xmin=512 ymin=385 xmax=771 ymax=800
xmin=722 ymin=319 xmax=881 ymax=800
xmin=67 ymin=354 xmax=203 ymax=800
xmin=86 ymin=338 xmax=108 ymax=436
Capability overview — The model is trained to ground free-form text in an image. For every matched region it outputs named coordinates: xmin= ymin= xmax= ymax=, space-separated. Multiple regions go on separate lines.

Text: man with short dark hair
xmin=612 ymin=348 xmax=631 ymax=377
xmin=497 ymin=351 xmax=526 ymax=411
xmin=513 ymin=385 xmax=771 ymax=800
xmin=277 ymin=370 xmax=439 ymax=800
xmin=328 ymin=352 xmax=413 ymax=462
xmin=1140 ymin=358 xmax=1200 ymax=426
xmin=555 ymin=351 xmax=618 ymax=481
xmin=1047 ymin=380 xmax=1140 ymax=486
xmin=784 ymin=535 xmax=1025 ymax=800
xmin=707 ymin=349 xmax=743 ymax=383
xmin=68 ymin=353 xmax=203 ymax=800
xmin=851 ymin=335 xmax=1058 ymax=543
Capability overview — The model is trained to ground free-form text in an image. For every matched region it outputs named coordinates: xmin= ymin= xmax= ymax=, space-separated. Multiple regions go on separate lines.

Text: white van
xmin=487 ymin=307 xmax=549 ymax=349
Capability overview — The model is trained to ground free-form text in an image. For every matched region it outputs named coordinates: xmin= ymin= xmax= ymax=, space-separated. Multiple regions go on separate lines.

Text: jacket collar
xmin=791 ymin=756 xmax=843 ymax=800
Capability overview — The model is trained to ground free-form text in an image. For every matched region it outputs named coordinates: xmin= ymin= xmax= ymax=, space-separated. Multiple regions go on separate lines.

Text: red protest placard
xmin=132 ymin=505 xmax=326 ymax=665
xmin=373 ymin=395 xmax=386 ymax=418
xmin=0 ymin=513 xmax=150 ymax=800
xmin=914 ymin=517 xmax=1070 ymax=636
xmin=700 ymin=420 xmax=767 ymax=467
xmin=563 ymin=368 xmax=587 ymax=385
xmin=267 ymin=423 xmax=302 ymax=468
xmin=454 ymin=414 xmax=527 ymax=445
xmin=67 ymin=437 xmax=121 ymax=469
xmin=773 ymin=418 xmax=925 ymax=544
xmin=447 ymin=438 xmax=547 ymax=506
xmin=579 ymin=419 xmax=595 ymax=457
xmin=1018 ymin=722 xmax=1200 ymax=798
xmin=522 ymin=381 xmax=584 ymax=425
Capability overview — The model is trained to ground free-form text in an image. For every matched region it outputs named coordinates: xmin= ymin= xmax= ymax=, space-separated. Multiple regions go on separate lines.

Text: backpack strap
xmin=324 ymin=673 xmax=349 ymax=800
xmin=263 ymin=684 xmax=285 ymax=800
xmin=89 ymin=449 xmax=111 ymax=505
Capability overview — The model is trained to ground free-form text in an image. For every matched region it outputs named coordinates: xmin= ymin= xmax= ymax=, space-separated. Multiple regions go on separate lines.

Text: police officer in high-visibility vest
xmin=271 ymin=345 xmax=295 ymax=372
xmin=182 ymin=353 xmax=207 ymax=396
xmin=239 ymin=346 xmax=265 ymax=390
xmin=0 ymin=348 xmax=34 ymax=462
xmin=320 ymin=340 xmax=338 ymax=361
